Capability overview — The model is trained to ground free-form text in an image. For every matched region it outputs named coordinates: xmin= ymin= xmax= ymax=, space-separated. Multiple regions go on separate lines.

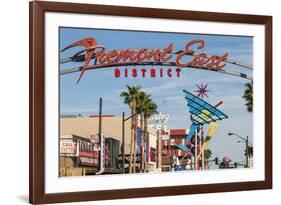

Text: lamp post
xmin=228 ymin=133 xmax=252 ymax=168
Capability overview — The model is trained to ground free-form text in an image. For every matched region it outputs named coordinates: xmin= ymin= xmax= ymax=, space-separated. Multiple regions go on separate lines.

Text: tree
xmin=120 ymin=86 xmax=158 ymax=173
xmin=135 ymin=91 xmax=150 ymax=172
xmin=134 ymin=91 xmax=158 ymax=172
xmin=204 ymin=149 xmax=212 ymax=160
xmin=204 ymin=149 xmax=212 ymax=169
xmin=242 ymin=82 xmax=253 ymax=112
xmin=244 ymin=146 xmax=253 ymax=157
xmin=142 ymin=98 xmax=158 ymax=172
xmin=120 ymin=85 xmax=141 ymax=173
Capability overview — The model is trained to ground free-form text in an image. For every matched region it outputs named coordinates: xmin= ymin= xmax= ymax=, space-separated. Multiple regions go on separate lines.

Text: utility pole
xmin=129 ymin=100 xmax=135 ymax=174
xmin=96 ymin=97 xmax=104 ymax=175
xmin=246 ymin=136 xmax=249 ymax=168
xmin=201 ymin=125 xmax=204 ymax=170
xmin=99 ymin=98 xmax=102 ymax=139
xmin=228 ymin=133 xmax=252 ymax=168
xmin=157 ymin=130 xmax=162 ymax=170
xmin=139 ymin=112 xmax=144 ymax=173
xmin=122 ymin=112 xmax=125 ymax=174
xmin=195 ymin=128 xmax=198 ymax=170
xmin=133 ymin=99 xmax=137 ymax=173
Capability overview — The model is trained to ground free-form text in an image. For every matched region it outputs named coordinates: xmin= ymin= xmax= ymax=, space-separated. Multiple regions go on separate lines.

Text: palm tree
xmin=135 ymin=91 xmax=151 ymax=172
xmin=204 ymin=149 xmax=212 ymax=169
xmin=134 ymin=91 xmax=158 ymax=173
xmin=142 ymin=98 xmax=158 ymax=172
xmin=244 ymin=146 xmax=253 ymax=167
xmin=242 ymin=82 xmax=253 ymax=112
xmin=120 ymin=85 xmax=141 ymax=173
xmin=120 ymin=86 xmax=158 ymax=173
xmin=244 ymin=146 xmax=253 ymax=157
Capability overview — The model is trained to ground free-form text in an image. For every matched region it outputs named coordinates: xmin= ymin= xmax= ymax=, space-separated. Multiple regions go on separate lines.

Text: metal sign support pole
xmin=195 ymin=127 xmax=198 ymax=170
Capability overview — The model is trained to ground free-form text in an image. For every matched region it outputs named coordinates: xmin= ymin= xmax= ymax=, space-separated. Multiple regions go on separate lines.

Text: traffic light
xmin=215 ymin=157 xmax=218 ymax=165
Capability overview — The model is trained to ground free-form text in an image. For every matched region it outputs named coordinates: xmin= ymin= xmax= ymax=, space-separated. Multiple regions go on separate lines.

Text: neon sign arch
xmin=60 ymin=37 xmax=253 ymax=82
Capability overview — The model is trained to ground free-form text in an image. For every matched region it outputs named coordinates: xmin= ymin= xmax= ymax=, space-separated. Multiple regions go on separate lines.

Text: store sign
xmin=63 ymin=37 xmax=228 ymax=83
xmin=60 ymin=139 xmax=78 ymax=157
xmin=90 ymin=134 xmax=101 ymax=151
xmin=118 ymin=154 xmax=141 ymax=164
xmin=78 ymin=138 xmax=100 ymax=167
xmin=148 ymin=113 xmax=170 ymax=131
xmin=161 ymin=134 xmax=170 ymax=140
xmin=79 ymin=156 xmax=99 ymax=166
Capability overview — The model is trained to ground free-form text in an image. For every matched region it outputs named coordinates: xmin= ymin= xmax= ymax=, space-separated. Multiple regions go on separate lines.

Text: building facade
xmin=161 ymin=129 xmax=192 ymax=171
xmin=59 ymin=115 xmax=160 ymax=176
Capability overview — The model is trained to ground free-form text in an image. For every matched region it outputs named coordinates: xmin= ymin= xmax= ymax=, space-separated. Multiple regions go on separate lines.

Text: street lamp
xmin=228 ymin=132 xmax=252 ymax=168
xmin=237 ymin=140 xmax=253 ymax=147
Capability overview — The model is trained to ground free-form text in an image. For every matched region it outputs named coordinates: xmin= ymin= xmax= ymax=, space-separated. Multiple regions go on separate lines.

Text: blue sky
xmin=59 ymin=27 xmax=253 ymax=165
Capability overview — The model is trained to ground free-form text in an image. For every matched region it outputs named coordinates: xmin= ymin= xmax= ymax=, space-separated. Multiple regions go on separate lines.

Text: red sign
xmin=79 ymin=156 xmax=99 ymax=167
xmin=78 ymin=151 xmax=99 ymax=167
xmin=62 ymin=37 xmax=228 ymax=83
xmin=78 ymin=139 xmax=99 ymax=167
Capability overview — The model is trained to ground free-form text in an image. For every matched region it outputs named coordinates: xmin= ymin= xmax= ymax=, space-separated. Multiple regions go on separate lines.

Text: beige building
xmin=61 ymin=115 xmax=158 ymax=154
xmin=60 ymin=115 xmax=160 ymax=175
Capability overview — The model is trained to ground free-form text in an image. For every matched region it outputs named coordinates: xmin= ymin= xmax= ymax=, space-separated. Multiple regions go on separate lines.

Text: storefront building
xmin=161 ymin=129 xmax=192 ymax=171
xmin=60 ymin=115 xmax=159 ymax=175
xmin=60 ymin=134 xmax=100 ymax=176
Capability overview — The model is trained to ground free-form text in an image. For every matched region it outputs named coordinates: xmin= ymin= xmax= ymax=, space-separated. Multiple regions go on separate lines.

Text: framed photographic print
xmin=29 ymin=1 xmax=272 ymax=204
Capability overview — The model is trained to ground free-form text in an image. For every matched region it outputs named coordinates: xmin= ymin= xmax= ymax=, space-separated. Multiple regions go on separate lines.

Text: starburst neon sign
xmin=194 ymin=83 xmax=209 ymax=99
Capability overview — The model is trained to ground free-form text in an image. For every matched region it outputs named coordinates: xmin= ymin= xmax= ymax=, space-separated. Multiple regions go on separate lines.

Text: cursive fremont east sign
xmin=61 ymin=37 xmax=228 ymax=83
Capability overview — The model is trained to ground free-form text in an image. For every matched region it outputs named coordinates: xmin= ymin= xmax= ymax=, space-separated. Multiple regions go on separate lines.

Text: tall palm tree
xmin=120 ymin=86 xmax=158 ymax=173
xmin=133 ymin=91 xmax=158 ymax=173
xmin=242 ymin=82 xmax=253 ymax=112
xmin=135 ymin=91 xmax=151 ymax=172
xmin=142 ymin=99 xmax=158 ymax=172
xmin=120 ymin=85 xmax=141 ymax=173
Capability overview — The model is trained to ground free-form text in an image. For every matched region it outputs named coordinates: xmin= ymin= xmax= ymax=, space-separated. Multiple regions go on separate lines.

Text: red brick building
xmin=161 ymin=129 xmax=192 ymax=171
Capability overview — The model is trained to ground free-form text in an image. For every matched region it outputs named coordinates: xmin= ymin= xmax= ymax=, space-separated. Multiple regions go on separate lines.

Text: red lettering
xmin=151 ymin=68 xmax=156 ymax=77
xmin=176 ymin=39 xmax=205 ymax=67
xmin=141 ymin=68 xmax=146 ymax=77
xmin=137 ymin=49 xmax=148 ymax=61
xmin=115 ymin=49 xmax=132 ymax=62
xmin=106 ymin=50 xmax=118 ymax=63
xmin=125 ymin=68 xmax=128 ymax=77
xmin=191 ymin=53 xmax=208 ymax=67
xmin=211 ymin=53 xmax=228 ymax=69
xmin=167 ymin=68 xmax=172 ymax=77
xmin=132 ymin=68 xmax=137 ymax=77
xmin=96 ymin=50 xmax=107 ymax=64
xmin=176 ymin=68 xmax=181 ymax=77
xmin=161 ymin=43 xmax=173 ymax=62
xmin=160 ymin=68 xmax=163 ymax=77
xmin=114 ymin=68 xmax=120 ymax=77
xmin=64 ymin=37 xmax=229 ymax=83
